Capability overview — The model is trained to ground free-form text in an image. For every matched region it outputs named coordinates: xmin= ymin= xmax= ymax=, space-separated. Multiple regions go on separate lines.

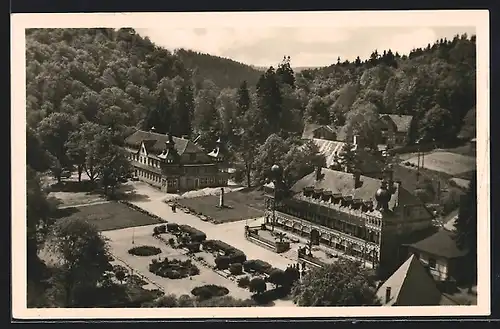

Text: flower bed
xmin=148 ymin=258 xmax=200 ymax=279
xmin=128 ymin=245 xmax=162 ymax=257
xmin=191 ymin=284 xmax=230 ymax=301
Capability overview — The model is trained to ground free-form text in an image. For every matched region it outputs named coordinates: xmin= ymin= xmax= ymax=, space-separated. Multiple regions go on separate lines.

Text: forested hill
xmin=174 ymin=49 xmax=262 ymax=88
xmin=296 ymin=34 xmax=476 ymax=145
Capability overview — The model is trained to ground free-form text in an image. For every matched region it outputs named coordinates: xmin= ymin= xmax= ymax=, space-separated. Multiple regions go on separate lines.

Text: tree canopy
xmin=291 ymin=259 xmax=380 ymax=306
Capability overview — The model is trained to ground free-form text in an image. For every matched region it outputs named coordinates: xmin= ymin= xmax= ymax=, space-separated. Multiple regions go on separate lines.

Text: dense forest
xmin=26 ymin=28 xmax=476 ymax=181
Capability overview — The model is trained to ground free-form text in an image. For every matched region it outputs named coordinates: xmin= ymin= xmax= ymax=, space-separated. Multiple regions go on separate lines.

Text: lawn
xmin=402 ymin=151 xmax=476 ymax=176
xmin=174 ymin=189 xmax=267 ymax=224
xmin=55 ymin=202 xmax=163 ymax=231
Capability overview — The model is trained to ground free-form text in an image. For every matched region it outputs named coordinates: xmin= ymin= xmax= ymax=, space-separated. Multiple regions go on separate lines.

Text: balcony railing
xmin=274 ymin=210 xmax=380 ymax=249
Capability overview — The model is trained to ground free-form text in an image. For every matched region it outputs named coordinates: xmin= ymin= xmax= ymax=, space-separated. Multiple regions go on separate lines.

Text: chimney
xmin=385 ymin=287 xmax=392 ymax=304
xmin=315 ymin=167 xmax=323 ymax=181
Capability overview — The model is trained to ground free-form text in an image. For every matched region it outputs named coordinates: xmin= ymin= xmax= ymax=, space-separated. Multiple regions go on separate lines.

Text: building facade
xmin=379 ymin=114 xmax=414 ymax=147
xmin=124 ymin=129 xmax=229 ymax=192
xmin=405 ymin=229 xmax=468 ymax=282
xmin=264 ymin=167 xmax=434 ymax=278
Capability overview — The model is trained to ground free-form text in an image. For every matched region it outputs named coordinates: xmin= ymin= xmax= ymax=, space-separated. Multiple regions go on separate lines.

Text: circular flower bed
xmin=191 ymin=284 xmax=229 ymax=300
xmin=149 ymin=258 xmax=200 ymax=279
xmin=128 ymin=245 xmax=162 ymax=257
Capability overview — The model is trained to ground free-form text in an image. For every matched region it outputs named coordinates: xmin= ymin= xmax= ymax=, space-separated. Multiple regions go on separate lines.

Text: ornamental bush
xmin=153 ymin=224 xmax=166 ymax=235
xmin=215 ymin=255 xmax=231 ymax=270
xmin=243 ymin=259 xmax=273 ymax=274
xmin=128 ymin=245 xmax=162 ymax=257
xmin=191 ymin=285 xmax=229 ymax=301
xmin=230 ymin=263 xmax=243 ymax=275
xmin=238 ymin=276 xmax=251 ymax=288
xmin=166 ymin=223 xmax=179 ymax=232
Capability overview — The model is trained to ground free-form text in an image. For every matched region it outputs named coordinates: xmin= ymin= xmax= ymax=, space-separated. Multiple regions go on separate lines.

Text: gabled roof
xmin=407 ymin=229 xmax=468 ymax=259
xmin=301 ymin=123 xmax=338 ymax=139
xmin=124 ymin=130 xmax=203 ymax=155
xmin=380 ymin=114 xmax=413 ymax=133
xmin=376 ymin=254 xmax=443 ymax=306
xmin=290 ymin=168 xmax=401 ymax=209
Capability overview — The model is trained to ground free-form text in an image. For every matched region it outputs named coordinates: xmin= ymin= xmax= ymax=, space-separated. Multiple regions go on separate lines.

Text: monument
xmin=219 ymin=187 xmax=224 ymax=208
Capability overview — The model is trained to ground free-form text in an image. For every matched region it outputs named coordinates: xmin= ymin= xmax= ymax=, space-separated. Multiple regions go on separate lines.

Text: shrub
xmin=229 ymin=263 xmax=243 ymax=275
xmin=243 ymin=259 xmax=273 ymax=274
xmin=186 ymin=242 xmax=201 ymax=253
xmin=228 ymin=250 xmax=247 ymax=264
xmin=249 ymin=277 xmax=267 ymax=294
xmin=268 ymin=268 xmax=286 ymax=287
xmin=238 ymin=276 xmax=251 ymax=288
xmin=166 ymin=223 xmax=179 ymax=232
xmin=191 ymin=285 xmax=229 ymax=301
xmin=168 ymin=238 xmax=176 ymax=246
xmin=203 ymin=239 xmax=247 ymax=265
xmin=114 ymin=268 xmax=127 ymax=283
xmin=153 ymin=224 xmax=166 ymax=235
xmin=177 ymin=294 xmax=195 ymax=307
xmin=149 ymin=258 xmax=200 ymax=279
xmin=128 ymin=245 xmax=162 ymax=257
xmin=215 ymin=255 xmax=231 ymax=270
xmin=179 ymin=225 xmax=207 ymax=242
xmin=252 ymin=286 xmax=289 ymax=305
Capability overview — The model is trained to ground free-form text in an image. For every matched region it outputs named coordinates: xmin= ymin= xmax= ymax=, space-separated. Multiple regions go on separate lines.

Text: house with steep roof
xmin=379 ymin=114 xmax=414 ymax=147
xmin=124 ymin=129 xmax=229 ymax=192
xmin=301 ymin=123 xmax=339 ymax=141
xmin=377 ymin=254 xmax=458 ymax=306
xmin=311 ymin=137 xmax=386 ymax=179
xmin=264 ymin=166 xmax=435 ymax=277
xmin=405 ymin=229 xmax=469 ymax=282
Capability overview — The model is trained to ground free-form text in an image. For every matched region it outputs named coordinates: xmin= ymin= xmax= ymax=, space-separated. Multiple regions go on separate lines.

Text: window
xmin=428 ymin=258 xmax=436 ymax=269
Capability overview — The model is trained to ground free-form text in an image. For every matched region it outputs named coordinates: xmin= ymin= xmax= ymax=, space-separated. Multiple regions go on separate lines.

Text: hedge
xmin=179 ymin=224 xmax=207 ymax=242
xmin=243 ymin=259 xmax=273 ymax=274
xmin=166 ymin=223 xmax=179 ymax=232
xmin=203 ymin=239 xmax=247 ymax=265
xmin=229 ymin=263 xmax=243 ymax=275
xmin=237 ymin=276 xmax=250 ymax=288
xmin=153 ymin=225 xmax=166 ymax=235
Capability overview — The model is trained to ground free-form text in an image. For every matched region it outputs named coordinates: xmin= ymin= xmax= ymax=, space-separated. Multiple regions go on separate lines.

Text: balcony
xmin=274 ymin=211 xmax=379 ymax=249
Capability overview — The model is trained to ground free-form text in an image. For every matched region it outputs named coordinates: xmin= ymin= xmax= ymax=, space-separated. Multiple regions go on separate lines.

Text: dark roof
xmin=380 ymin=114 xmax=413 ymax=133
xmin=291 ymin=168 xmax=401 ymax=208
xmin=301 ymin=123 xmax=339 ymax=139
xmin=124 ymin=130 xmax=203 ymax=155
xmin=377 ymin=254 xmax=443 ymax=306
xmin=407 ymin=229 xmax=468 ymax=259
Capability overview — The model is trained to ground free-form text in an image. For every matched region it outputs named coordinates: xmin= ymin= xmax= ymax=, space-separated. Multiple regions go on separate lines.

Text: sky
xmin=135 ymin=26 xmax=476 ymax=68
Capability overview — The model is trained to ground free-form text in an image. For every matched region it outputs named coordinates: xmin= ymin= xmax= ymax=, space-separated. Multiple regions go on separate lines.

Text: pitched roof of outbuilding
xmin=376 ymin=254 xmax=443 ymax=306
xmin=380 ymin=114 xmax=413 ymax=133
xmin=406 ymin=229 xmax=468 ymax=259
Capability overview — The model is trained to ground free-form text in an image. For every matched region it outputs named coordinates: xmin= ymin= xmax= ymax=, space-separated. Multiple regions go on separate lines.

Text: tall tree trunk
xmin=78 ymin=165 xmax=83 ymax=183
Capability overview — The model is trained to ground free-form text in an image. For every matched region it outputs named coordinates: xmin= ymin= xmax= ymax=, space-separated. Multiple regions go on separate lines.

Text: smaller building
xmin=405 ymin=229 xmax=468 ymax=282
xmin=302 ymin=123 xmax=339 ymax=141
xmin=376 ymin=254 xmax=443 ymax=306
xmin=378 ymin=114 xmax=414 ymax=147
xmin=376 ymin=254 xmax=458 ymax=306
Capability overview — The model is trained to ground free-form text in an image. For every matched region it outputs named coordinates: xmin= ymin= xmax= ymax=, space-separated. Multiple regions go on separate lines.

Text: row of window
xmin=137 ymin=169 xmax=161 ymax=183
xmin=280 ymin=207 xmax=381 ymax=244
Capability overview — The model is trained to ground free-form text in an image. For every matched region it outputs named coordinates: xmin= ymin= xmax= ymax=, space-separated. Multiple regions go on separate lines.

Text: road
xmin=124 ymin=182 xmax=296 ymax=270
